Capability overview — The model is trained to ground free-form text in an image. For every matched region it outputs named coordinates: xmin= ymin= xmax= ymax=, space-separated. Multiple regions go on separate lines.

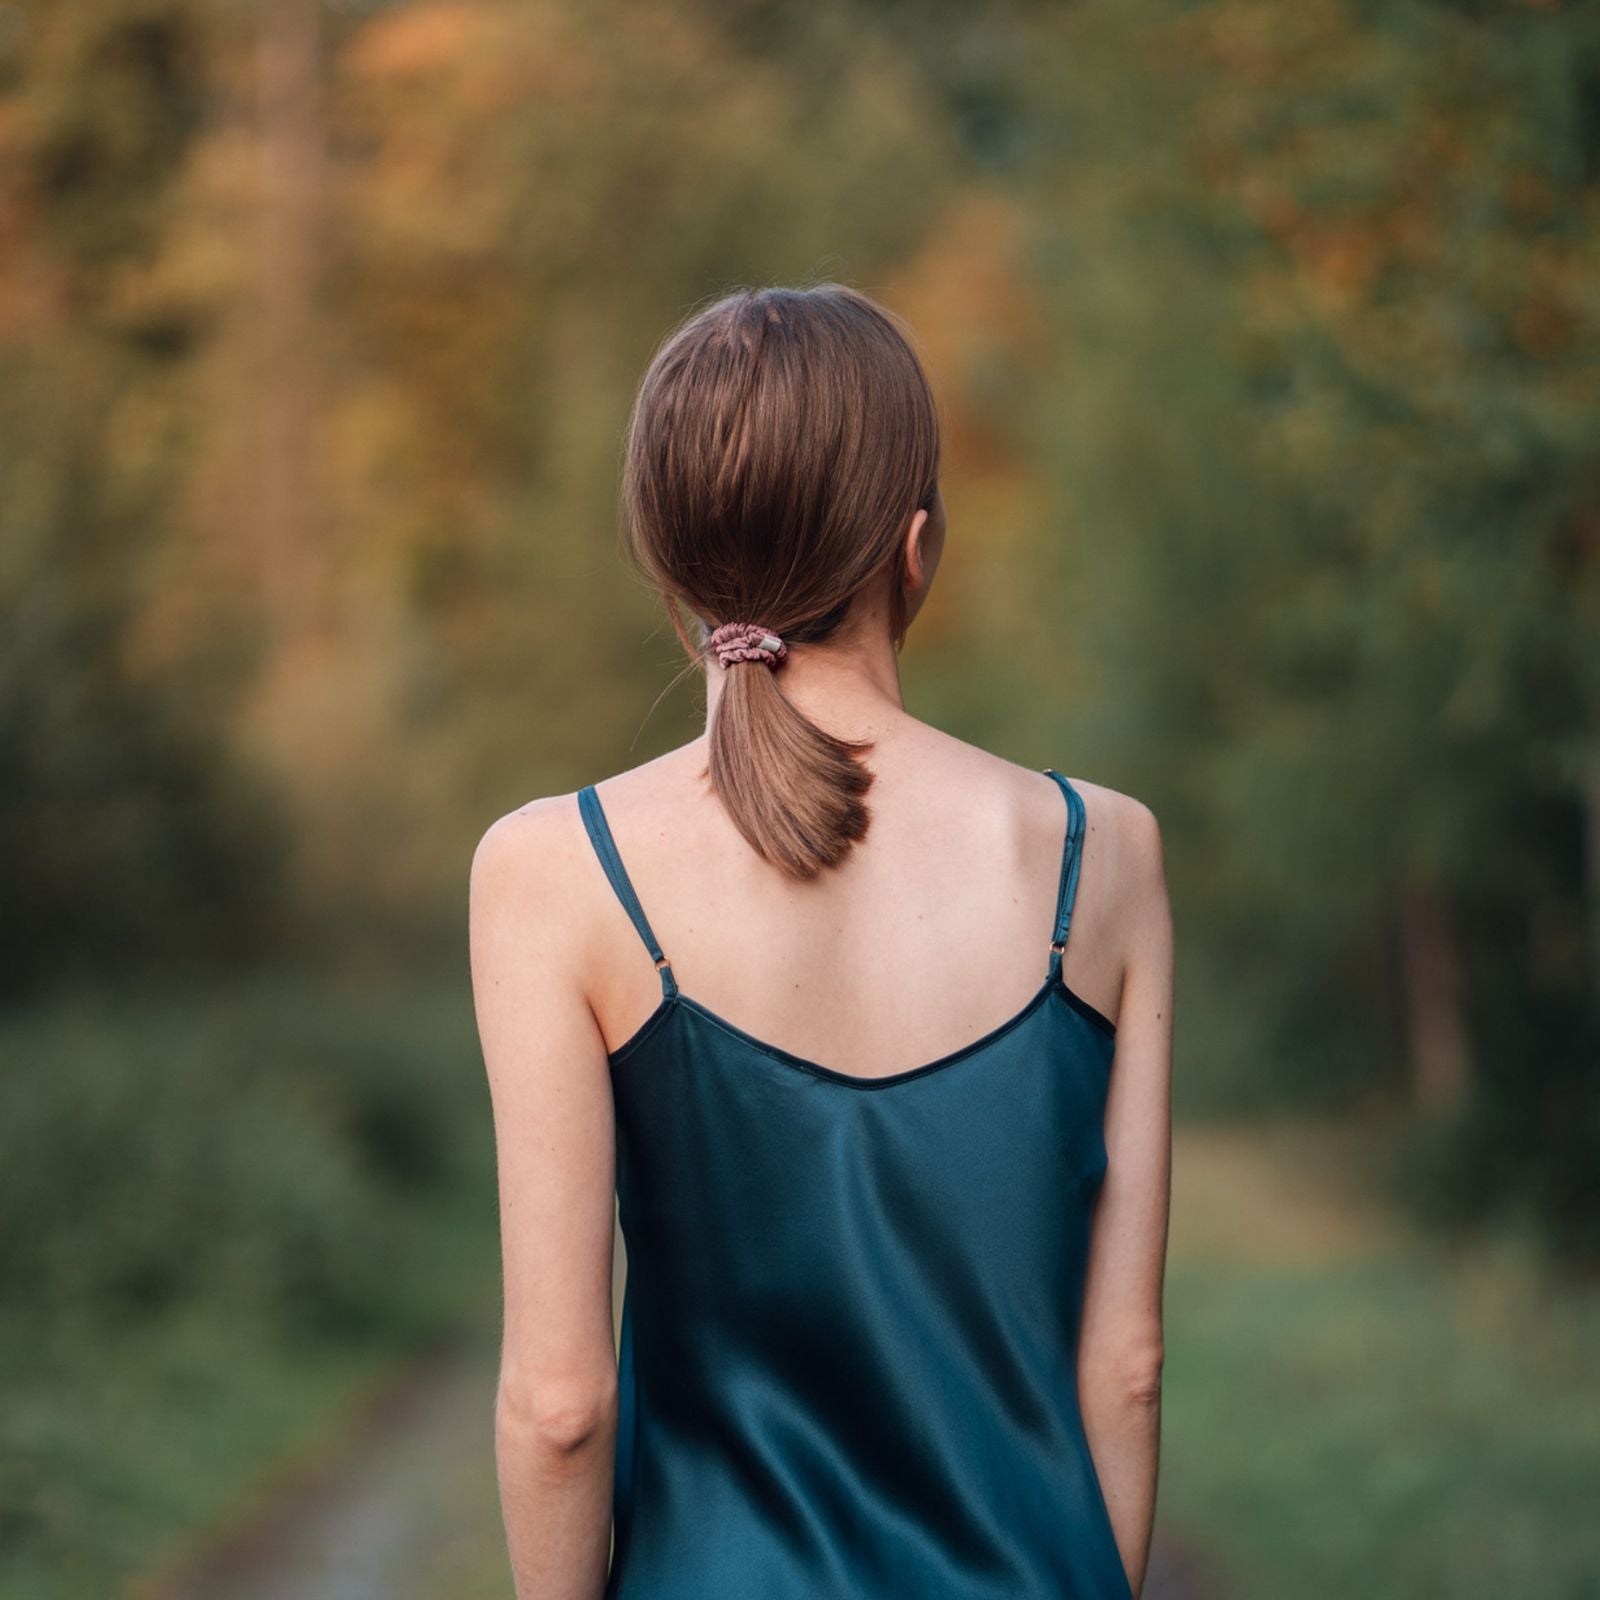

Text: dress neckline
xmin=579 ymin=767 xmax=1112 ymax=1088
xmin=608 ymin=974 xmax=1115 ymax=1090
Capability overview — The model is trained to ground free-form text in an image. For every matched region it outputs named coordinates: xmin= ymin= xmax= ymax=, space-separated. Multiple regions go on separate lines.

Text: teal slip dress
xmin=578 ymin=768 xmax=1132 ymax=1600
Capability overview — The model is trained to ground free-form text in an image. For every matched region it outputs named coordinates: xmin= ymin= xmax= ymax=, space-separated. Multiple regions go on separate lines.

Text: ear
xmin=902 ymin=506 xmax=932 ymax=590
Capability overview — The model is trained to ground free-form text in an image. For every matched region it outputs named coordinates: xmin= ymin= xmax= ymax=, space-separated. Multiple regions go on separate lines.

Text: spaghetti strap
xmin=1040 ymin=769 xmax=1086 ymax=986
xmin=576 ymin=785 xmax=678 ymax=999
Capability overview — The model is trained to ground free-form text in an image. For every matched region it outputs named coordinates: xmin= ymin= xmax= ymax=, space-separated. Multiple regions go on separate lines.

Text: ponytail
xmin=700 ymin=615 xmax=876 ymax=877
xmin=622 ymin=282 xmax=939 ymax=879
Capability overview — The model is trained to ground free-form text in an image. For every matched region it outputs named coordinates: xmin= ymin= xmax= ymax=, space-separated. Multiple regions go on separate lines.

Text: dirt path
xmin=143 ymin=1317 xmax=511 ymax=1600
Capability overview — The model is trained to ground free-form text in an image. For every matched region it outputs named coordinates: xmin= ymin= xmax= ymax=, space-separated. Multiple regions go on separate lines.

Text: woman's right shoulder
xmin=1056 ymin=772 xmax=1165 ymax=890
xmin=1062 ymin=782 xmax=1167 ymax=949
xmin=970 ymin=750 xmax=1169 ymax=960
xmin=906 ymin=727 xmax=1167 ymax=891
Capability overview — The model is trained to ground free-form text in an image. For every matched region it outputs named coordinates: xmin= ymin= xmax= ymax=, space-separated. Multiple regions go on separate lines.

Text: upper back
xmin=576 ymin=724 xmax=1137 ymax=1082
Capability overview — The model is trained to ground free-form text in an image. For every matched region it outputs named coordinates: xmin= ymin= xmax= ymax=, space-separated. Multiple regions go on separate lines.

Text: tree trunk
xmin=255 ymin=0 xmax=326 ymax=630
xmin=1397 ymin=876 xmax=1471 ymax=1112
xmin=1586 ymin=749 xmax=1600 ymax=1015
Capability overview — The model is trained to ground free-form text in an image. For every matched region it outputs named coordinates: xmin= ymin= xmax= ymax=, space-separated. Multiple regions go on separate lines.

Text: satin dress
xmin=578 ymin=769 xmax=1131 ymax=1599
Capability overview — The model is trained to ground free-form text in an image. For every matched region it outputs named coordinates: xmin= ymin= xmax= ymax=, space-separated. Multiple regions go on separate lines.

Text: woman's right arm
xmin=1076 ymin=797 xmax=1174 ymax=1598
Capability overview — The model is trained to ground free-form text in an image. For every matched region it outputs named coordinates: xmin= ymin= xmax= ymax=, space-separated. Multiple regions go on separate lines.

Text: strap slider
xmin=1050 ymin=940 xmax=1066 ymax=954
xmin=653 ymin=954 xmax=672 ymax=970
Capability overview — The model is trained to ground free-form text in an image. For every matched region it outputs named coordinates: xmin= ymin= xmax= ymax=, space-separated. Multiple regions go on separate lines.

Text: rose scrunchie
xmin=708 ymin=621 xmax=787 ymax=669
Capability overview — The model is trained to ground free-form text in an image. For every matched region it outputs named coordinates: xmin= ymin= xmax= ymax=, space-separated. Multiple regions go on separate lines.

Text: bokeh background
xmin=4 ymin=1 xmax=1598 ymax=1596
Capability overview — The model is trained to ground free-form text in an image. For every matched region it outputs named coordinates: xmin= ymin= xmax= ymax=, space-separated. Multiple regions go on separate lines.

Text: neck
xmin=703 ymin=623 xmax=907 ymax=746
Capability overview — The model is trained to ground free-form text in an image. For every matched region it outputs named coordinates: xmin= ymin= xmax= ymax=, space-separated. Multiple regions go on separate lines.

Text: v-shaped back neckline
xmin=608 ymin=971 xmax=1115 ymax=1091
xmin=576 ymin=767 xmax=1113 ymax=1088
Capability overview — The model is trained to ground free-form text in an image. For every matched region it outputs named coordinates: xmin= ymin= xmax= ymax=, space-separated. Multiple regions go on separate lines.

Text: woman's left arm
xmin=469 ymin=798 xmax=621 ymax=1600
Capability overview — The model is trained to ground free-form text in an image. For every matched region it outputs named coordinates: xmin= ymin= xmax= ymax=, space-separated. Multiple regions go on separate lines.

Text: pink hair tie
xmin=708 ymin=620 xmax=788 ymax=670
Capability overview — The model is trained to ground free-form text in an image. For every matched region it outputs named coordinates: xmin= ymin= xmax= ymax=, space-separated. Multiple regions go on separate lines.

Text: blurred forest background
xmin=3 ymin=0 xmax=1597 ymax=1596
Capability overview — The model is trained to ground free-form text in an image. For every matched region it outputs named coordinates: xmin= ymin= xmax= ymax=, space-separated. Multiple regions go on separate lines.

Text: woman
xmin=469 ymin=282 xmax=1174 ymax=1599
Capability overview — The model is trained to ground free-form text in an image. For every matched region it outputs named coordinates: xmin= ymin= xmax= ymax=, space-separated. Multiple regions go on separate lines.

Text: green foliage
xmin=0 ymin=0 xmax=288 ymax=1000
xmin=0 ymin=572 xmax=292 ymax=1000
xmin=1023 ymin=0 xmax=1600 ymax=1257
xmin=1162 ymin=1126 xmax=1600 ymax=1597
xmin=1397 ymin=829 xmax=1600 ymax=1266
xmin=0 ymin=976 xmax=498 ymax=1595
xmin=0 ymin=975 xmax=494 ymax=1339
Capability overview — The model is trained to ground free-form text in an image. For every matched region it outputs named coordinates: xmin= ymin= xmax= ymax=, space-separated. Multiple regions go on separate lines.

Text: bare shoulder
xmin=469 ymin=790 xmax=598 ymax=987
xmin=910 ymin=727 xmax=1166 ymax=897
xmin=468 ymin=745 xmax=699 ymax=981
xmin=1014 ymin=763 xmax=1171 ymax=1003
xmin=1061 ymin=774 xmax=1167 ymax=902
xmin=471 ymin=791 xmax=581 ymax=903
xmin=1061 ymin=777 xmax=1172 ymax=1027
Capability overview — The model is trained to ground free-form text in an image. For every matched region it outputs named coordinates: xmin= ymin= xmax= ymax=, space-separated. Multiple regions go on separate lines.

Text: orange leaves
xmin=345 ymin=2 xmax=497 ymax=84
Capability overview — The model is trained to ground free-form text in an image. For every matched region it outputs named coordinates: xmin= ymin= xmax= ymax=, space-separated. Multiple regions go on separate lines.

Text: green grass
xmin=4 ymin=1307 xmax=394 ymax=1600
xmin=0 ymin=971 xmax=502 ymax=1600
xmin=1159 ymin=1122 xmax=1600 ymax=1599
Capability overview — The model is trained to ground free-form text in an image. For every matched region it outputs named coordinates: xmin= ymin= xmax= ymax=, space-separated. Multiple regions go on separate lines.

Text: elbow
xmin=1121 ymin=1347 xmax=1164 ymax=1410
xmin=1081 ymin=1335 xmax=1164 ymax=1414
xmin=496 ymin=1372 xmax=619 ymax=1457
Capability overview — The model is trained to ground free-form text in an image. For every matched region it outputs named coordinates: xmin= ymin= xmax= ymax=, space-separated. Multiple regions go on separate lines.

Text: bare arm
xmin=469 ymin=800 xmax=619 ymax=1600
xmin=1077 ymin=799 xmax=1174 ymax=1598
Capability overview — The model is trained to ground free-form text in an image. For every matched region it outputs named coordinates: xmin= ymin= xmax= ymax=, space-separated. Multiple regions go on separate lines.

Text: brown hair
xmin=621 ymin=282 xmax=941 ymax=879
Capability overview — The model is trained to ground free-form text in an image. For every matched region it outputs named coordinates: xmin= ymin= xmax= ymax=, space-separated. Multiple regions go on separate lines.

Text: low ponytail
xmin=622 ymin=282 xmax=940 ymax=879
xmin=701 ymin=613 xmax=875 ymax=877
